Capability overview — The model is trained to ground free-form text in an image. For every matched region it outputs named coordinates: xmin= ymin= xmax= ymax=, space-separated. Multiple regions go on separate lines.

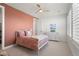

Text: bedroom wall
xmin=67 ymin=10 xmax=72 ymax=37
xmin=35 ymin=19 xmax=42 ymax=35
xmin=40 ymin=15 xmax=67 ymax=41
xmin=0 ymin=4 xmax=34 ymax=46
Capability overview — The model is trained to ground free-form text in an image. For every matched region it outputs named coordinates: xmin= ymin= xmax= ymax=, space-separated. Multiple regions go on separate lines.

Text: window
xmin=72 ymin=3 xmax=79 ymax=42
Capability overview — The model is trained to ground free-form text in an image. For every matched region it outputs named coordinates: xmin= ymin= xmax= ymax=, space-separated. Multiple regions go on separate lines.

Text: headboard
xmin=15 ymin=29 xmax=32 ymax=38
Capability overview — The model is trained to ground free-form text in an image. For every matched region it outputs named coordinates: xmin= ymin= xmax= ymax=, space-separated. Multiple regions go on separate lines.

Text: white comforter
xmin=32 ymin=34 xmax=48 ymax=41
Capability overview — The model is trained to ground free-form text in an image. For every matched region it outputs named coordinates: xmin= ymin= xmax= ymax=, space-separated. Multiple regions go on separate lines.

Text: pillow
xmin=16 ymin=32 xmax=20 ymax=37
xmin=24 ymin=31 xmax=27 ymax=36
xmin=26 ymin=30 xmax=32 ymax=36
xmin=16 ymin=30 xmax=25 ymax=37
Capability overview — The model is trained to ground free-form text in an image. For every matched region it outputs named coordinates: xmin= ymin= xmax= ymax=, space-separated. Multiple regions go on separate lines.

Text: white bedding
xmin=31 ymin=34 xmax=48 ymax=41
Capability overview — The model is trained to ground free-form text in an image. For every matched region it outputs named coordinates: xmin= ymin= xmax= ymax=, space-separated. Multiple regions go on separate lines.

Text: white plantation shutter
xmin=72 ymin=3 xmax=79 ymax=41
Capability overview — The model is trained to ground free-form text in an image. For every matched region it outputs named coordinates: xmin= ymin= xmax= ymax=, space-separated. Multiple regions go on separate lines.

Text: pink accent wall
xmin=0 ymin=4 xmax=34 ymax=46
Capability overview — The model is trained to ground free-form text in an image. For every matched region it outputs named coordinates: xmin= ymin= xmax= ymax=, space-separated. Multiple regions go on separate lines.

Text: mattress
xmin=31 ymin=34 xmax=48 ymax=41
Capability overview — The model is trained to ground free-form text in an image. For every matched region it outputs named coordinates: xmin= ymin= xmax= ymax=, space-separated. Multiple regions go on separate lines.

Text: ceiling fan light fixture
xmin=39 ymin=9 xmax=43 ymax=12
xmin=35 ymin=4 xmax=49 ymax=13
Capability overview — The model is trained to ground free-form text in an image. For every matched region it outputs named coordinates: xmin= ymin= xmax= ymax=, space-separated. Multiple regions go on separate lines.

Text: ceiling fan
xmin=35 ymin=4 xmax=49 ymax=13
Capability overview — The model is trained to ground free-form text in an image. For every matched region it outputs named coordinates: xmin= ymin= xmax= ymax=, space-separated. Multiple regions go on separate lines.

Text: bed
xmin=31 ymin=34 xmax=48 ymax=50
xmin=15 ymin=30 xmax=48 ymax=50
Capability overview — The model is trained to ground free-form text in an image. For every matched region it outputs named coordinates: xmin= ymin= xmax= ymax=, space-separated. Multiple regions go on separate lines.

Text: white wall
xmin=35 ymin=19 xmax=42 ymax=35
xmin=41 ymin=15 xmax=66 ymax=34
xmin=36 ymin=14 xmax=67 ymax=41
xmin=67 ymin=10 xmax=72 ymax=37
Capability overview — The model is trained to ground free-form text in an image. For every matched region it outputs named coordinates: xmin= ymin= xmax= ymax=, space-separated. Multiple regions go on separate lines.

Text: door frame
xmin=0 ymin=5 xmax=5 ymax=50
xmin=33 ymin=18 xmax=36 ymax=35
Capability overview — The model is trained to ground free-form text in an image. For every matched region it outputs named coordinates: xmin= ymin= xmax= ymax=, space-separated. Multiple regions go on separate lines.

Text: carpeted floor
xmin=38 ymin=41 xmax=72 ymax=56
xmin=6 ymin=45 xmax=38 ymax=56
xmin=5 ymin=41 xmax=73 ymax=56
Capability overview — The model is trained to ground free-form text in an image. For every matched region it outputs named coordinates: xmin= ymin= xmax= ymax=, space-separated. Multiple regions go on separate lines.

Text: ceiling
xmin=7 ymin=3 xmax=72 ymax=19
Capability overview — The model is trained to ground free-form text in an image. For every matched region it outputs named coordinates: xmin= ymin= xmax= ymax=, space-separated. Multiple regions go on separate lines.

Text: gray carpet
xmin=49 ymin=40 xmax=60 ymax=42
xmin=5 ymin=41 xmax=73 ymax=56
xmin=38 ymin=41 xmax=72 ymax=56
xmin=6 ymin=45 xmax=38 ymax=56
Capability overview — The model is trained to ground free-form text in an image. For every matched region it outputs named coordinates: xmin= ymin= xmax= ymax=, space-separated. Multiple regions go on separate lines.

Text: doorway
xmin=0 ymin=5 xmax=5 ymax=50
xmin=0 ymin=6 xmax=2 ymax=49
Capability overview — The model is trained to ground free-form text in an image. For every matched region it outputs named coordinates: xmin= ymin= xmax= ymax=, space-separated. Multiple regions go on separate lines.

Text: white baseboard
xmin=3 ymin=44 xmax=16 ymax=50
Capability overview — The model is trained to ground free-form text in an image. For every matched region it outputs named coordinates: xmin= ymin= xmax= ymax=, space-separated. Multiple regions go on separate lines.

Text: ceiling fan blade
xmin=44 ymin=10 xmax=49 ymax=12
xmin=35 ymin=9 xmax=40 ymax=13
xmin=36 ymin=4 xmax=41 ymax=8
xmin=35 ymin=4 xmax=49 ymax=14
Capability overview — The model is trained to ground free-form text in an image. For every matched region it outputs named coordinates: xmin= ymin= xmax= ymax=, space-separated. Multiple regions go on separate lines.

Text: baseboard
xmin=3 ymin=44 xmax=16 ymax=50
